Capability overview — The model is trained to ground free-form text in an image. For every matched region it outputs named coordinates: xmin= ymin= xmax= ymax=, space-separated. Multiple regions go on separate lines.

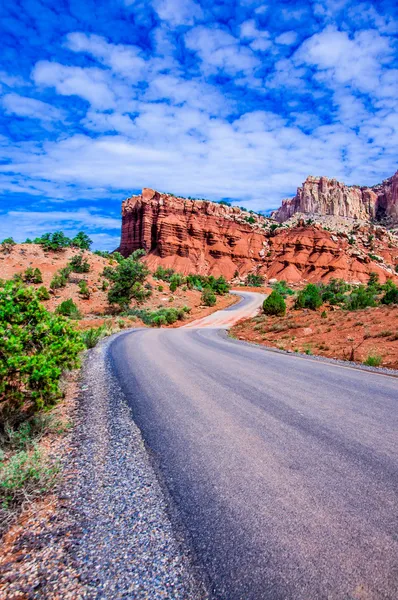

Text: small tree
xmin=263 ymin=291 xmax=286 ymax=316
xmin=107 ymin=250 xmax=150 ymax=309
xmin=72 ymin=231 xmax=92 ymax=250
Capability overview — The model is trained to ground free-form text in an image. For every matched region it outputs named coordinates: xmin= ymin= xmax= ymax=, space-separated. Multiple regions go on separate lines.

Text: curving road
xmin=109 ymin=292 xmax=398 ymax=600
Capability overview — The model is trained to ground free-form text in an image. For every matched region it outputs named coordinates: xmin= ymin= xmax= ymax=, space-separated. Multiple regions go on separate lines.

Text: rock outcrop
xmin=118 ymin=188 xmax=270 ymax=279
xmin=118 ymin=189 xmax=398 ymax=283
xmin=273 ymin=171 xmax=398 ymax=225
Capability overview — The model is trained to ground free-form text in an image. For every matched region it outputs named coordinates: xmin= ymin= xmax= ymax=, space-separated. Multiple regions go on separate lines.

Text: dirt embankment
xmin=231 ymin=304 xmax=398 ymax=370
xmin=0 ymin=243 xmax=236 ymax=328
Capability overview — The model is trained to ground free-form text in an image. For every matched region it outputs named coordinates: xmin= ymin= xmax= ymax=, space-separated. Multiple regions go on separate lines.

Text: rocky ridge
xmin=118 ymin=188 xmax=398 ymax=283
xmin=272 ymin=171 xmax=398 ymax=225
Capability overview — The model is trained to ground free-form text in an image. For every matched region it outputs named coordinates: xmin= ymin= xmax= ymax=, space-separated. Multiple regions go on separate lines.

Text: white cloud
xmin=32 ymin=62 xmax=116 ymax=109
xmin=65 ymin=33 xmax=147 ymax=78
xmin=275 ymin=31 xmax=298 ymax=45
xmin=185 ymin=26 xmax=259 ymax=76
xmin=2 ymin=93 xmax=64 ymax=122
xmin=152 ymin=0 xmax=203 ymax=25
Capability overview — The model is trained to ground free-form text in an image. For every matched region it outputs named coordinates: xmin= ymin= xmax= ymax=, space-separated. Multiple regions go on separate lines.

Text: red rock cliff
xmin=273 ymin=171 xmax=398 ymax=224
xmin=118 ymin=188 xmax=398 ymax=283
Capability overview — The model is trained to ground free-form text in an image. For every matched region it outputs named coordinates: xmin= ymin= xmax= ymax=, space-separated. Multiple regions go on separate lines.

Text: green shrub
xmin=186 ymin=274 xmax=229 ymax=295
xmin=0 ymin=281 xmax=84 ymax=425
xmin=37 ymin=286 xmax=50 ymax=301
xmin=23 ymin=267 xmax=43 ymax=284
xmin=55 ymin=298 xmax=80 ymax=319
xmin=319 ymin=278 xmax=351 ymax=305
xmin=201 ymin=287 xmax=217 ymax=306
xmin=154 ymin=266 xmax=175 ymax=282
xmin=2 ymin=237 xmax=16 ymax=246
xmin=295 ymin=284 xmax=323 ymax=310
xmin=81 ymin=325 xmax=107 ymax=349
xmin=107 ymin=250 xmax=150 ymax=309
xmin=158 ymin=285 xmax=164 ymax=292
xmin=0 ymin=447 xmax=58 ymax=510
xmin=344 ymin=286 xmax=377 ymax=311
xmin=124 ymin=306 xmax=188 ymax=327
xmin=363 ymin=353 xmax=382 ymax=367
xmin=271 ymin=280 xmax=294 ymax=297
xmin=381 ymin=283 xmax=398 ymax=305
xmin=263 ymin=291 xmax=286 ymax=316
xmin=34 ymin=231 xmax=71 ymax=252
xmin=246 ymin=273 xmax=265 ymax=287
xmin=71 ymin=232 xmax=92 ymax=250
xmin=69 ymin=254 xmax=90 ymax=273
xmin=50 ymin=266 xmax=71 ymax=290
xmin=78 ymin=280 xmax=90 ymax=299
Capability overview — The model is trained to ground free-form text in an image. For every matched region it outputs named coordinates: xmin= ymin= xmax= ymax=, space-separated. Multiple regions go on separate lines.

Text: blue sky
xmin=0 ymin=0 xmax=397 ymax=249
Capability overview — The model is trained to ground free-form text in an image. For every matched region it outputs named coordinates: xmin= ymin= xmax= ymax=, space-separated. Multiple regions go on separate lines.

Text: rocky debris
xmin=272 ymin=170 xmax=398 ymax=226
xmin=118 ymin=189 xmax=398 ymax=283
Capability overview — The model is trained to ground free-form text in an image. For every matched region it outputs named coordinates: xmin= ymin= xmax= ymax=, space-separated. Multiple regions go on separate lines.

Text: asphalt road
xmin=109 ymin=293 xmax=398 ymax=599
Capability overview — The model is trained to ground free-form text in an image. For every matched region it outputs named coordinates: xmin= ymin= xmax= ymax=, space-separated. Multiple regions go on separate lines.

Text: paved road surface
xmin=109 ymin=293 xmax=398 ymax=599
xmin=182 ymin=290 xmax=265 ymax=328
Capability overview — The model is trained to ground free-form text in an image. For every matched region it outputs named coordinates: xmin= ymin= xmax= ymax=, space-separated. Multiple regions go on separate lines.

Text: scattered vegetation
xmin=104 ymin=249 xmax=151 ymax=309
xmin=22 ymin=267 xmax=43 ymax=284
xmin=34 ymin=231 xmax=92 ymax=252
xmin=125 ymin=306 xmax=190 ymax=326
xmin=246 ymin=273 xmax=265 ymax=287
xmin=271 ymin=280 xmax=294 ymax=297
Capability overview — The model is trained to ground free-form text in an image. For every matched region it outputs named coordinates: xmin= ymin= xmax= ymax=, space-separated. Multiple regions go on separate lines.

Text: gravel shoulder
xmin=1 ymin=334 xmax=208 ymax=599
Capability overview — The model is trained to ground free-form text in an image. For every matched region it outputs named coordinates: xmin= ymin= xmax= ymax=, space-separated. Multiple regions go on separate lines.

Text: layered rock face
xmin=118 ymin=188 xmax=269 ymax=279
xmin=118 ymin=188 xmax=398 ymax=283
xmin=273 ymin=171 xmax=398 ymax=225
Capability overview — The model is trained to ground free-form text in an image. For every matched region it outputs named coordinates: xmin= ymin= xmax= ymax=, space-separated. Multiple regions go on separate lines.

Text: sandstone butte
xmin=117 ymin=173 xmax=398 ymax=284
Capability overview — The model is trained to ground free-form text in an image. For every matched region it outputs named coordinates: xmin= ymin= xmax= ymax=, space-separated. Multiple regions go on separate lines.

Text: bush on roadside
xmin=81 ymin=325 xmax=107 ymax=349
xmin=263 ymin=291 xmax=286 ymax=316
xmin=363 ymin=353 xmax=382 ymax=367
xmin=0 ymin=281 xmax=84 ymax=427
xmin=201 ymin=287 xmax=217 ymax=306
xmin=0 ymin=447 xmax=59 ymax=510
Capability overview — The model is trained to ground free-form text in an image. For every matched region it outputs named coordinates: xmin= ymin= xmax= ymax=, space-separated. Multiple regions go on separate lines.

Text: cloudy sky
xmin=1 ymin=0 xmax=397 ymax=249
